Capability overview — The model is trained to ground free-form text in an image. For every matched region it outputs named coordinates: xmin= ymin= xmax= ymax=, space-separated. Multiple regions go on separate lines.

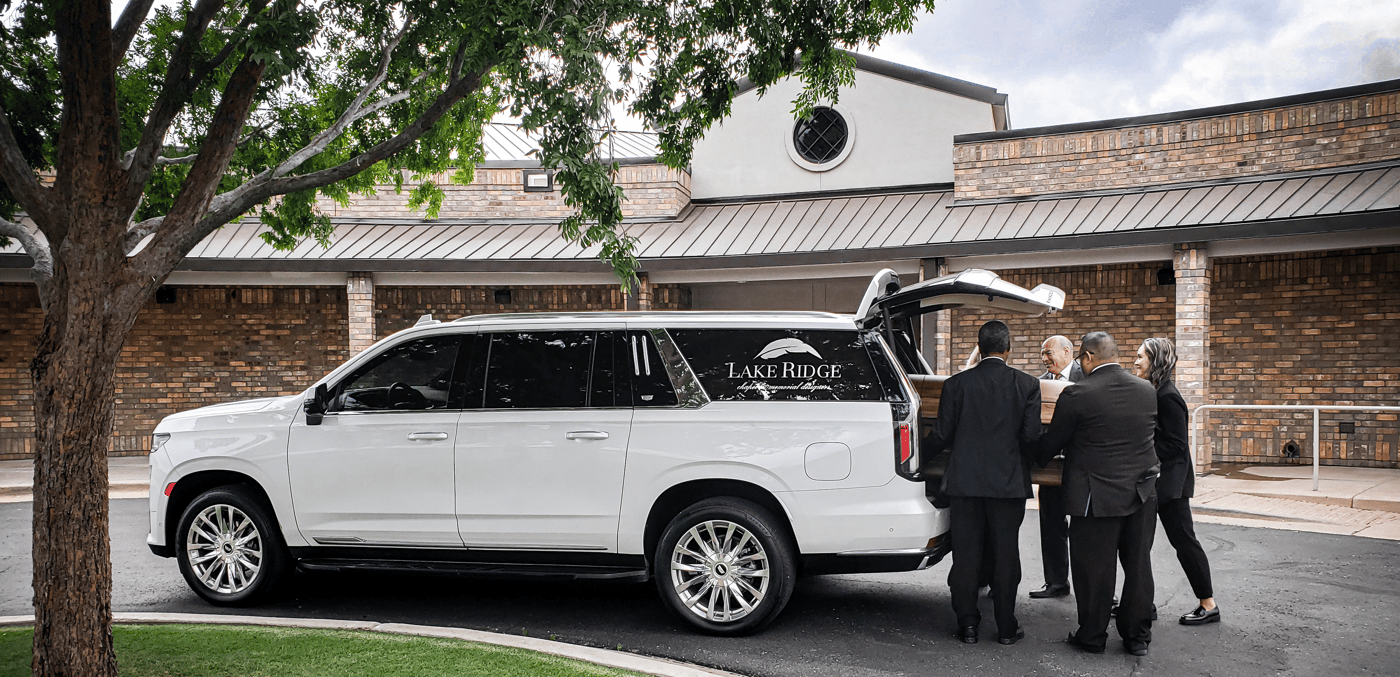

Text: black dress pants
xmin=1158 ymin=496 xmax=1214 ymax=600
xmin=949 ymin=496 xmax=1025 ymax=639
xmin=1068 ymin=495 xmax=1156 ymax=651
xmin=1037 ymin=484 xmax=1070 ymax=587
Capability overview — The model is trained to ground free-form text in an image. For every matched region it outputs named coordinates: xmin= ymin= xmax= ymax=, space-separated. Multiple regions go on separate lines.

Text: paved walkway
xmin=1 ymin=455 xmax=1397 ymax=675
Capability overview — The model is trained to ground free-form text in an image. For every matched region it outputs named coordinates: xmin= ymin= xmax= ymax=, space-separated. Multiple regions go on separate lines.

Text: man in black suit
xmin=1037 ymin=332 xmax=1160 ymax=656
xmin=925 ymin=320 xmax=1042 ymax=645
xmin=1030 ymin=335 xmax=1083 ymax=600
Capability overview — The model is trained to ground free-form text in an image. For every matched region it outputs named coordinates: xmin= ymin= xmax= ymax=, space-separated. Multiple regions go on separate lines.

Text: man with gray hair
xmin=1037 ymin=331 xmax=1160 ymax=656
xmin=1030 ymin=335 xmax=1082 ymax=600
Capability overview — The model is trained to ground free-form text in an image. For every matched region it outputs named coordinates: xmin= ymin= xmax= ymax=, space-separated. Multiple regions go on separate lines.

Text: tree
xmin=0 ymin=0 xmax=930 ymax=673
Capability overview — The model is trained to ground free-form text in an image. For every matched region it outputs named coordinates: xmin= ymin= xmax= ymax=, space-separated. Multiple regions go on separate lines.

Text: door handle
xmin=566 ymin=430 xmax=610 ymax=441
xmin=407 ymin=432 xmax=449 ymax=441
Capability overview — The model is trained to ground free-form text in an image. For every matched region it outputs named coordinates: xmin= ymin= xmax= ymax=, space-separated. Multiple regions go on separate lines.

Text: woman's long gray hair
xmin=1141 ymin=337 xmax=1176 ymax=388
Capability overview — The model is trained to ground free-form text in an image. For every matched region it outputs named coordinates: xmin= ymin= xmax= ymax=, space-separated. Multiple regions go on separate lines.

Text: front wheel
xmin=654 ymin=497 xmax=796 ymax=635
xmin=176 ymin=486 xmax=291 ymax=606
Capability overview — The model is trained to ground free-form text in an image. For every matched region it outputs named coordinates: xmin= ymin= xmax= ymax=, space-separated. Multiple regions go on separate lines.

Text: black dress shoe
xmin=1124 ymin=641 xmax=1149 ymax=656
xmin=1029 ymin=584 xmax=1070 ymax=599
xmin=957 ymin=625 xmax=979 ymax=644
xmin=1180 ymin=605 xmax=1221 ymax=625
xmin=1065 ymin=632 xmax=1104 ymax=654
xmin=998 ymin=627 xmax=1025 ymax=645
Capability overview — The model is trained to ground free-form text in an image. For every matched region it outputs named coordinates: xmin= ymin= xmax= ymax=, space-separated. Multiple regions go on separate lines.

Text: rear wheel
xmin=176 ymin=486 xmax=290 ymax=606
xmin=654 ymin=497 xmax=796 ymax=635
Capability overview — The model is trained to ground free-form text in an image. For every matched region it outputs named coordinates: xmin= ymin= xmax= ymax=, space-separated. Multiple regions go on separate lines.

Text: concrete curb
xmin=0 ymin=483 xmax=150 ymax=503
xmin=0 ymin=613 xmax=744 ymax=677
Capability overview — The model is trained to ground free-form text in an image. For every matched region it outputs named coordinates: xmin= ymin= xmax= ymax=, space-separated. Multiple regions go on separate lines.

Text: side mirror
xmin=304 ymin=383 xmax=329 ymax=425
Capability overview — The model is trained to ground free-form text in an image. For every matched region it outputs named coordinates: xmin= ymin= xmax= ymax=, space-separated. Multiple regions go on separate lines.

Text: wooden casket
xmin=907 ymin=374 xmax=1069 ymax=486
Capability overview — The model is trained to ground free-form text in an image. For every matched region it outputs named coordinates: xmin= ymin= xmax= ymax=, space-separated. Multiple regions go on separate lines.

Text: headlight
xmin=151 ymin=433 xmax=170 ymax=454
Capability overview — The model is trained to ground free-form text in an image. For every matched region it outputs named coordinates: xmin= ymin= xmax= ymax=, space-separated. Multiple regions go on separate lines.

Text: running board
xmin=296 ymin=558 xmax=650 ymax=582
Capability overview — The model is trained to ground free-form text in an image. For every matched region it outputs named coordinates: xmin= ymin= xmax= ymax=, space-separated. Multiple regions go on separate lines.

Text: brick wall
xmin=0 ymin=285 xmax=42 ymax=459
xmin=374 ymin=284 xmax=693 ymax=339
xmin=110 ymin=286 xmax=351 ymax=455
xmin=940 ymin=251 xmax=1399 ymax=468
xmin=0 ymin=284 xmax=349 ymax=459
xmin=946 ymin=263 xmax=1177 ymax=376
xmin=1207 ymin=247 xmax=1400 ymax=467
xmin=316 ymin=164 xmax=692 ymax=220
xmin=954 ymin=90 xmax=1400 ymax=200
xmin=0 ymin=281 xmax=695 ymax=459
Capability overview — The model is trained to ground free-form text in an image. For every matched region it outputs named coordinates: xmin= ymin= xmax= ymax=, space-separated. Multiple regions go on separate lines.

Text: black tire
xmin=653 ymin=497 xmax=796 ymax=635
xmin=176 ymin=485 xmax=291 ymax=606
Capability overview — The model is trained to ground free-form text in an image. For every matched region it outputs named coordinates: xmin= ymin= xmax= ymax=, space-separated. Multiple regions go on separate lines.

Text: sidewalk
xmin=0 ymin=456 xmax=150 ymax=502
xmin=2 ymin=456 xmax=1399 ymax=540
xmin=1188 ymin=464 xmax=1400 ymax=540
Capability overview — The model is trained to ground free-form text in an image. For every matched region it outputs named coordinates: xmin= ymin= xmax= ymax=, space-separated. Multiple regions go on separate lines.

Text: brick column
xmin=626 ymin=272 xmax=652 ymax=311
xmin=1174 ymin=244 xmax=1212 ymax=472
xmin=921 ymin=258 xmax=953 ymax=374
xmin=347 ymin=272 xmax=376 ymax=355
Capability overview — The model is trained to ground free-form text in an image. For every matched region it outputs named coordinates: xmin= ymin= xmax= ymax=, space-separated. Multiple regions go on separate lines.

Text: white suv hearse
xmin=147 ymin=269 xmax=1063 ymax=634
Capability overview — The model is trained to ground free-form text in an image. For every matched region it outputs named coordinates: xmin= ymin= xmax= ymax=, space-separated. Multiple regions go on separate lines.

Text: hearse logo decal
xmin=756 ymin=338 xmax=822 ymax=361
xmin=725 ymin=337 xmax=842 ymax=387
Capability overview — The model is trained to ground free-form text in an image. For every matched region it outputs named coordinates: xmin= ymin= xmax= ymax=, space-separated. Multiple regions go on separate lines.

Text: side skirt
xmin=289 ymin=546 xmax=650 ymax=582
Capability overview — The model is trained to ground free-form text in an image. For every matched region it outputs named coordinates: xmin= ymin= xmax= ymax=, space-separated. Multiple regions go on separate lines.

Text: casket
xmin=908 ymin=374 xmax=1069 ymax=486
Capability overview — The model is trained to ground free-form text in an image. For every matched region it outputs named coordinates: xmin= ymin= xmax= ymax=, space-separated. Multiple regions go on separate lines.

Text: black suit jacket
xmin=1037 ymin=364 xmax=1160 ymax=517
xmin=926 ymin=358 xmax=1042 ymax=499
xmin=1153 ymin=380 xmax=1193 ymax=501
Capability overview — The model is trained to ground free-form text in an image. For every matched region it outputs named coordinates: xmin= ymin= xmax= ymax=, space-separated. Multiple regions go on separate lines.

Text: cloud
xmin=1362 ymin=39 xmax=1400 ymax=81
xmin=869 ymin=0 xmax=1400 ymax=128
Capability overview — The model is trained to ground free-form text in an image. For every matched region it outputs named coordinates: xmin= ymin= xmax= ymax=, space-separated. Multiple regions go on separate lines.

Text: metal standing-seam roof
xmin=4 ymin=160 xmax=1398 ymax=272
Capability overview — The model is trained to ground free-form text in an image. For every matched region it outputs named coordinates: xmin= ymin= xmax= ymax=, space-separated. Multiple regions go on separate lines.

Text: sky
xmin=864 ymin=0 xmax=1400 ymax=129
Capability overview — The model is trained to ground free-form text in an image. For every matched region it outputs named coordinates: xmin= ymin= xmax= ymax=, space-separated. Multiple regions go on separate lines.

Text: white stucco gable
xmin=690 ymin=55 xmax=1006 ymax=200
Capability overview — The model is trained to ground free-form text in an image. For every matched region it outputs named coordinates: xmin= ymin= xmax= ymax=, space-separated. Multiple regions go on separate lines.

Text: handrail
xmin=1190 ymin=404 xmax=1400 ymax=491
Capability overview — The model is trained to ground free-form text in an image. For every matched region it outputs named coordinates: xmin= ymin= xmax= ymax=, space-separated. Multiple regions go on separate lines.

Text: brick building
xmin=2 ymin=54 xmax=1397 ymax=468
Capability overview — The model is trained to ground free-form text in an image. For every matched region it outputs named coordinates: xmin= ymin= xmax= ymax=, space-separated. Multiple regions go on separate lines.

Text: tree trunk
xmin=29 ymin=256 xmax=141 ymax=676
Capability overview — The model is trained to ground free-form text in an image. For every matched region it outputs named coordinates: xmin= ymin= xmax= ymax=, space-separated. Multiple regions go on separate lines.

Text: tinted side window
xmin=670 ymin=329 xmax=887 ymax=402
xmin=590 ymin=331 xmax=622 ymax=407
xmin=334 ymin=335 xmax=461 ymax=412
xmin=484 ymin=331 xmax=595 ymax=409
xmin=627 ymin=331 xmax=678 ymax=407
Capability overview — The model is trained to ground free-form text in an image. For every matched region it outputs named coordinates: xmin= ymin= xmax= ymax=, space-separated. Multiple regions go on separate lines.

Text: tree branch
xmin=185 ymin=66 xmax=490 ymax=253
xmin=112 ymin=0 xmax=157 ymax=63
xmin=156 ymin=153 xmax=199 ymax=167
xmin=132 ymin=48 xmax=270 ymax=279
xmin=0 ymin=104 xmax=54 ymax=226
xmin=273 ymin=15 xmax=417 ymax=177
xmin=0 ymin=215 xmax=54 ymax=293
xmin=120 ymin=0 xmax=229 ymax=202
xmin=123 ymin=215 xmax=164 ymax=254
xmin=123 ymin=122 xmax=270 ymax=169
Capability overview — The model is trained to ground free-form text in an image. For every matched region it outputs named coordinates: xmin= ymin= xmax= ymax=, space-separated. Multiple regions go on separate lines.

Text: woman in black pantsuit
xmin=1133 ymin=337 xmax=1221 ymax=626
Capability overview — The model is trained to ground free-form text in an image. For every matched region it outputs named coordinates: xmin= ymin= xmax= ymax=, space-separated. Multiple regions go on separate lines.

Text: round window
xmin=785 ymin=105 xmax=856 ymax=172
xmin=793 ymin=107 xmax=848 ymax=163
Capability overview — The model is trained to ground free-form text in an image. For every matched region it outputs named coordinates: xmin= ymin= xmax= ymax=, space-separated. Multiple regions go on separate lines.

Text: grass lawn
xmin=0 ymin=624 xmax=647 ymax=677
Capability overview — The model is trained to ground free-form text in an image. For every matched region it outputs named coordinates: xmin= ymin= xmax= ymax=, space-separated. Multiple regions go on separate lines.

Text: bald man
xmin=1037 ymin=331 xmax=1160 ymax=656
xmin=1030 ymin=335 xmax=1083 ymax=599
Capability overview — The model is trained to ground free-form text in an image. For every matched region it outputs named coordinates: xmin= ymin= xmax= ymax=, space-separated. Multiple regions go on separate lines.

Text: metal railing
xmin=1190 ymin=405 xmax=1400 ymax=491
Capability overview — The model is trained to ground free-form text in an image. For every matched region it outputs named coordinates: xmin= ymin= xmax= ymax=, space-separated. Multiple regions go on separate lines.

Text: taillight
xmin=892 ymin=402 xmax=920 ymax=480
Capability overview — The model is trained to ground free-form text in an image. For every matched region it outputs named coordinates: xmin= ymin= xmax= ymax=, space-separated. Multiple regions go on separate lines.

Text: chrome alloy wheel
xmin=669 ymin=519 xmax=771 ymax=623
xmin=185 ymin=503 xmax=264 ymax=594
